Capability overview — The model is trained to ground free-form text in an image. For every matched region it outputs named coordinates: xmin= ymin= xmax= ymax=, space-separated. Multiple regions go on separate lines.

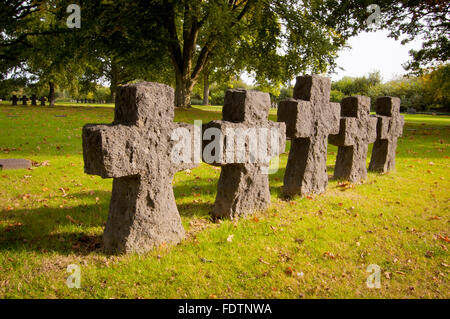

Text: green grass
xmin=0 ymin=102 xmax=449 ymax=299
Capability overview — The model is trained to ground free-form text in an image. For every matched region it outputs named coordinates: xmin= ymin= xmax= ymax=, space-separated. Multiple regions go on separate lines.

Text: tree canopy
xmin=0 ymin=1 xmax=448 ymax=106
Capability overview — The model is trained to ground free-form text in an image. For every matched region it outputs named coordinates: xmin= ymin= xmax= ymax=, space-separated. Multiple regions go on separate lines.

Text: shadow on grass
xmin=0 ymin=202 xmax=107 ymax=256
xmin=0 ymin=182 xmax=218 ymax=255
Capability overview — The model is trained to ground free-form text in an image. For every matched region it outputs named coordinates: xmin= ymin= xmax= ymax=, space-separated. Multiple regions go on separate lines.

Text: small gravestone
xmin=31 ymin=95 xmax=37 ymax=106
xmin=11 ymin=95 xmax=18 ymax=106
xmin=406 ymin=108 xmax=416 ymax=114
xmin=39 ymin=96 xmax=46 ymax=106
xmin=329 ymin=96 xmax=377 ymax=183
xmin=0 ymin=159 xmax=32 ymax=170
xmin=369 ymin=97 xmax=404 ymax=173
xmin=83 ymin=82 xmax=198 ymax=254
xmin=202 ymin=89 xmax=286 ymax=219
xmin=20 ymin=95 xmax=29 ymax=106
xmin=278 ymin=75 xmax=340 ymax=197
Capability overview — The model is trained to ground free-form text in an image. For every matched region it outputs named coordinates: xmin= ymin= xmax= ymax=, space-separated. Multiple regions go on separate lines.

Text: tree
xmin=327 ymin=0 xmax=449 ymax=73
xmin=67 ymin=0 xmax=376 ymax=108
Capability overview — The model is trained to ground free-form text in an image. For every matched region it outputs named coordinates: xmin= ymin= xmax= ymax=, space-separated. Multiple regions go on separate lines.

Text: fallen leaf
xmin=284 ymin=267 xmax=294 ymax=276
xmin=323 ymin=252 xmax=336 ymax=259
xmin=258 ymin=258 xmax=270 ymax=265
xmin=66 ymin=215 xmax=80 ymax=225
xmin=438 ymin=235 xmax=450 ymax=243
xmin=200 ymin=257 xmax=213 ymax=263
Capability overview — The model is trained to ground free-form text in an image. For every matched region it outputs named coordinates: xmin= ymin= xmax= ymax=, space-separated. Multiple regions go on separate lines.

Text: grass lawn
xmin=0 ymin=101 xmax=449 ymax=299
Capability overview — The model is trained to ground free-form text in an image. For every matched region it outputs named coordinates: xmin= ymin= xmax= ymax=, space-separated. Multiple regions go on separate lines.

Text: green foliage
xmin=332 ymin=71 xmax=382 ymax=96
xmin=210 ymin=89 xmax=226 ymax=106
xmin=330 ymin=66 xmax=450 ymax=112
xmin=330 ymin=89 xmax=345 ymax=103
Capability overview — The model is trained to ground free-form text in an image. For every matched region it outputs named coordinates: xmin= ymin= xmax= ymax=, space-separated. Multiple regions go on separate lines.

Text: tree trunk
xmin=174 ymin=71 xmax=193 ymax=108
xmin=110 ymin=82 xmax=117 ymax=103
xmin=203 ymin=68 xmax=210 ymax=105
xmin=48 ymin=81 xmax=55 ymax=106
xmin=109 ymin=62 xmax=118 ymax=103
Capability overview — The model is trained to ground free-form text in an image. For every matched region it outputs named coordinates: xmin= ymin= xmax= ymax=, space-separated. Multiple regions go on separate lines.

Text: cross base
xmin=283 ymin=136 xmax=329 ymax=197
xmin=104 ymin=175 xmax=185 ymax=254
xmin=369 ymin=137 xmax=398 ymax=172
xmin=213 ymin=164 xmax=271 ymax=219
xmin=333 ymin=143 xmax=369 ymax=182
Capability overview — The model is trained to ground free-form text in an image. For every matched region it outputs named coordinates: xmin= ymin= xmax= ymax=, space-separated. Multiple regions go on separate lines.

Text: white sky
xmin=330 ymin=30 xmax=423 ymax=82
xmin=242 ymin=30 xmax=423 ymax=84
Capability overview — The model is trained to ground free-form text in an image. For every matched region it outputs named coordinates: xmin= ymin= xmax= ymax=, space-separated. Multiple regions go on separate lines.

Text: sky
xmin=242 ymin=30 xmax=423 ymax=85
xmin=330 ymin=30 xmax=423 ymax=82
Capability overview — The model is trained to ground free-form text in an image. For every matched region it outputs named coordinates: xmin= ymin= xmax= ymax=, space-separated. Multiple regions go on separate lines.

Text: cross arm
xmin=202 ymin=120 xmax=286 ymax=166
xmin=277 ymin=99 xmax=313 ymax=138
xmin=82 ymin=124 xmax=140 ymax=179
xmin=328 ymin=118 xmax=358 ymax=146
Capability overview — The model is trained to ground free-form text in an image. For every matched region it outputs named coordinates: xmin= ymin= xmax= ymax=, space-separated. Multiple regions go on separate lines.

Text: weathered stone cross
xmin=31 ymin=95 xmax=37 ymax=106
xmin=11 ymin=95 xmax=18 ymax=106
xmin=20 ymin=95 xmax=28 ymax=106
xmin=202 ymin=89 xmax=286 ymax=219
xmin=369 ymin=97 xmax=404 ymax=172
xmin=277 ymin=75 xmax=340 ymax=197
xmin=82 ymin=82 xmax=197 ymax=253
xmin=39 ymin=96 xmax=46 ymax=106
xmin=329 ymin=96 xmax=377 ymax=183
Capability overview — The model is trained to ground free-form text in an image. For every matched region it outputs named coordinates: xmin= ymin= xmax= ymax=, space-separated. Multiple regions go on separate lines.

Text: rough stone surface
xmin=31 ymin=95 xmax=37 ymax=106
xmin=277 ymin=75 xmax=340 ymax=197
xmin=329 ymin=96 xmax=377 ymax=183
xmin=39 ymin=96 xmax=46 ymax=106
xmin=11 ymin=95 xmax=18 ymax=106
xmin=20 ymin=95 xmax=28 ymax=106
xmin=82 ymin=82 xmax=197 ymax=254
xmin=202 ymin=89 xmax=286 ymax=219
xmin=0 ymin=159 xmax=32 ymax=170
xmin=369 ymin=97 xmax=404 ymax=172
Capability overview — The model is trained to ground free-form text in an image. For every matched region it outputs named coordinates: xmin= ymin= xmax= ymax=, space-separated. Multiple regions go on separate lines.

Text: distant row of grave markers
xmin=10 ymin=95 xmax=47 ymax=106
xmin=8 ymin=95 xmax=108 ymax=106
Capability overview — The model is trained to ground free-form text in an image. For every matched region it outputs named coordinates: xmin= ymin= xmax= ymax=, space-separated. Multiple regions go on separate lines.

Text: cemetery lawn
xmin=0 ymin=102 xmax=449 ymax=299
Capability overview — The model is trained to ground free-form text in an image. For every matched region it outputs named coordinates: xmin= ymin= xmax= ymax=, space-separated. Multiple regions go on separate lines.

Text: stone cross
xmin=202 ymin=89 xmax=286 ymax=219
xmin=277 ymin=75 xmax=340 ymax=197
xmin=369 ymin=97 xmax=404 ymax=172
xmin=11 ymin=95 xmax=18 ymax=106
xmin=82 ymin=82 xmax=197 ymax=254
xmin=31 ymin=95 xmax=37 ymax=106
xmin=329 ymin=96 xmax=377 ymax=183
xmin=20 ymin=95 xmax=28 ymax=106
xmin=39 ymin=96 xmax=46 ymax=106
